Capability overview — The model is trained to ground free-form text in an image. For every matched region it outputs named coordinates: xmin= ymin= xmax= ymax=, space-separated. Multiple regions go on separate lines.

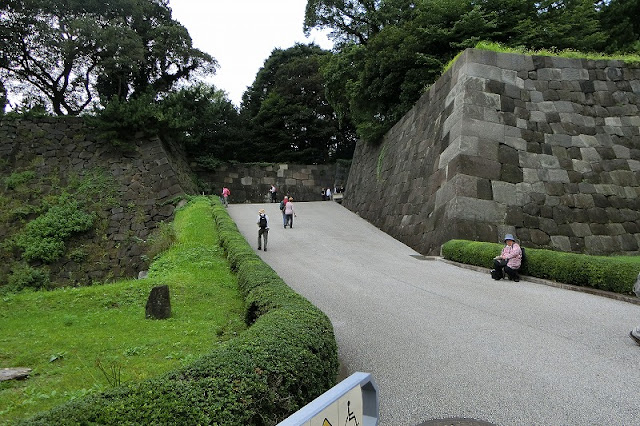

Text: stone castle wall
xmin=344 ymin=49 xmax=640 ymax=255
xmin=194 ymin=162 xmax=350 ymax=203
xmin=0 ymin=117 xmax=196 ymax=285
xmin=0 ymin=117 xmax=350 ymax=286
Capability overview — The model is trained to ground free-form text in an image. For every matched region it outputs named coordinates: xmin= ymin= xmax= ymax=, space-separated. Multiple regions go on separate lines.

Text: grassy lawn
xmin=0 ymin=197 xmax=246 ymax=423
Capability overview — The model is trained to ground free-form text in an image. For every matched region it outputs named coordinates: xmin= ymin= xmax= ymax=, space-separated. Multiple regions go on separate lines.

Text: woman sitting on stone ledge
xmin=491 ymin=234 xmax=522 ymax=282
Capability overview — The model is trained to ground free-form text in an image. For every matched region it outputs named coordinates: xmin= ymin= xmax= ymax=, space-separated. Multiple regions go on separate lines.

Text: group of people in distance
xmin=255 ymin=195 xmax=296 ymax=252
xmin=238 ymin=188 xmax=640 ymax=346
xmin=321 ymin=185 xmax=345 ymax=201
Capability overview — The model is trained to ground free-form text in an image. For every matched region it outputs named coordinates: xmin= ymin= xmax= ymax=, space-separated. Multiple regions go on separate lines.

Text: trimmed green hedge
xmin=22 ymin=198 xmax=339 ymax=425
xmin=441 ymin=239 xmax=640 ymax=294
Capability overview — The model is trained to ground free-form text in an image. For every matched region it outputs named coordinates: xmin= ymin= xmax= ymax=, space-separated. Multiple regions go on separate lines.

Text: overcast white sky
xmin=169 ymin=1 xmax=333 ymax=107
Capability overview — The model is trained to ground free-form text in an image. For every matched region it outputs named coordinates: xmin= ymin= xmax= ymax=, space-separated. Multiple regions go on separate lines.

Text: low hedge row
xmin=23 ymin=198 xmax=338 ymax=425
xmin=442 ymin=239 xmax=640 ymax=294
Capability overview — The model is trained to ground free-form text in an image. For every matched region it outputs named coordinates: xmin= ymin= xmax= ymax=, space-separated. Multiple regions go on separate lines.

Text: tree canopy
xmin=308 ymin=0 xmax=639 ymax=142
xmin=3 ymin=0 xmax=638 ymax=164
xmin=241 ymin=43 xmax=357 ymax=164
xmin=0 ymin=0 xmax=216 ymax=115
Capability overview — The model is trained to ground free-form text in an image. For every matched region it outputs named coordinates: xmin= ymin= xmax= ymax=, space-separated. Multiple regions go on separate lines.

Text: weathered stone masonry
xmin=0 ymin=117 xmax=349 ymax=286
xmin=0 ymin=117 xmax=196 ymax=285
xmin=344 ymin=48 xmax=640 ymax=256
xmin=194 ymin=162 xmax=350 ymax=203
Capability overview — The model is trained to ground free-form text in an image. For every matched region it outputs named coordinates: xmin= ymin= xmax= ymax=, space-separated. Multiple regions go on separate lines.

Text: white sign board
xmin=278 ymin=372 xmax=378 ymax=426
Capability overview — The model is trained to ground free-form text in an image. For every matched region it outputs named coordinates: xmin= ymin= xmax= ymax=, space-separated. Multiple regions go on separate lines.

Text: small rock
xmin=0 ymin=367 xmax=32 ymax=382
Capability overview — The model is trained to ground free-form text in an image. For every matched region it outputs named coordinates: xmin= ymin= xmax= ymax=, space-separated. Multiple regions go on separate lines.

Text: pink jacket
xmin=501 ymin=243 xmax=522 ymax=269
xmin=284 ymin=202 xmax=294 ymax=215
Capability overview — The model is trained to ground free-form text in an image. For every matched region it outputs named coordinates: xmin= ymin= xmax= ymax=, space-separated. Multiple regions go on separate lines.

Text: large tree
xmin=0 ymin=0 xmax=216 ymax=115
xmin=597 ymin=0 xmax=640 ymax=53
xmin=241 ymin=44 xmax=357 ymax=164
xmin=161 ymin=83 xmax=248 ymax=163
xmin=321 ymin=0 xmax=500 ymax=141
xmin=311 ymin=0 xmax=613 ymax=142
xmin=304 ymin=0 xmax=418 ymax=46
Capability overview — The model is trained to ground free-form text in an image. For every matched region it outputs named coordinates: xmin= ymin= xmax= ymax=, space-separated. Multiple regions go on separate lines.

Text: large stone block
xmin=447 ymin=154 xmax=502 ymax=181
xmin=584 ymin=235 xmax=617 ymax=254
xmin=537 ymin=68 xmax=562 ymax=81
xmin=550 ymin=235 xmax=572 ymax=251
xmin=500 ymin=164 xmax=523 ymax=184
xmin=530 ymin=229 xmax=551 ymax=246
xmin=461 ymin=117 xmax=505 ymax=142
xmin=445 ymin=196 xmax=506 ymax=222
xmin=491 ymin=181 xmax=519 ymax=205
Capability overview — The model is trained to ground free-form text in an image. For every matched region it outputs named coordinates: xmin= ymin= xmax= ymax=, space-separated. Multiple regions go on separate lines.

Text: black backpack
xmin=259 ymin=214 xmax=267 ymax=229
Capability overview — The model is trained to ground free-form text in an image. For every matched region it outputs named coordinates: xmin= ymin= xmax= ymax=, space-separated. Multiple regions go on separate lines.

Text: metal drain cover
xmin=416 ymin=418 xmax=495 ymax=426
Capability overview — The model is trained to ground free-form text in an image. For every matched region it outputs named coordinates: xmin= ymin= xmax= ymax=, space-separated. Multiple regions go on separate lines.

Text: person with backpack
xmin=257 ymin=209 xmax=269 ymax=251
xmin=491 ymin=234 xmax=522 ymax=281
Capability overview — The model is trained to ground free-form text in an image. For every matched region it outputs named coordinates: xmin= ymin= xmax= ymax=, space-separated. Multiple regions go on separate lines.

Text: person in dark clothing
xmin=257 ymin=209 xmax=269 ymax=251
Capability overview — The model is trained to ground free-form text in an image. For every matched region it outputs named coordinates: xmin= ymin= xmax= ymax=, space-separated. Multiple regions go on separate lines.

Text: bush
xmin=15 ymin=197 xmax=95 ymax=263
xmin=442 ymin=239 xmax=640 ymax=294
xmin=7 ymin=263 xmax=50 ymax=292
xmin=22 ymin=196 xmax=339 ymax=425
xmin=5 ymin=170 xmax=36 ymax=190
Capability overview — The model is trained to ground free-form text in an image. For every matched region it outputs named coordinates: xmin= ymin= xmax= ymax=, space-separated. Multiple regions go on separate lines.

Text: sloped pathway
xmin=228 ymin=201 xmax=640 ymax=425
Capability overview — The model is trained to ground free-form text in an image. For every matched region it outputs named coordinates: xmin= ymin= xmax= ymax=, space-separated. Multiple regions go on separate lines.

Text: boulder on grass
xmin=145 ymin=285 xmax=171 ymax=319
xmin=0 ymin=367 xmax=32 ymax=382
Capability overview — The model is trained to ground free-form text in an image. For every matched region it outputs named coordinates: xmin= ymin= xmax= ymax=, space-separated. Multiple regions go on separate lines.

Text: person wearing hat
xmin=257 ymin=209 xmax=269 ymax=251
xmin=491 ymin=234 xmax=522 ymax=281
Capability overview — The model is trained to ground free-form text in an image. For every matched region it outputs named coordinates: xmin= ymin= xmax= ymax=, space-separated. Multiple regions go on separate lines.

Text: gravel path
xmin=228 ymin=201 xmax=640 ymax=426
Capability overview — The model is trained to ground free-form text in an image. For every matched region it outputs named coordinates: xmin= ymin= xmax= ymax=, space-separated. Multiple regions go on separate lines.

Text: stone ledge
xmin=438 ymin=257 xmax=640 ymax=305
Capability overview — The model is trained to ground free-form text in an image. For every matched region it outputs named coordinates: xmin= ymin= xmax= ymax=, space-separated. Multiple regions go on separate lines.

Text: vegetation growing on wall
xmin=0 ymin=167 xmax=121 ymax=292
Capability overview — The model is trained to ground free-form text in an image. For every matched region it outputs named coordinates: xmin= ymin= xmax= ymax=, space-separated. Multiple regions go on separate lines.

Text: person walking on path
xmin=325 ymin=187 xmax=332 ymax=201
xmin=279 ymin=196 xmax=289 ymax=226
xmin=257 ymin=208 xmax=269 ymax=251
xmin=491 ymin=233 xmax=522 ymax=281
xmin=284 ymin=197 xmax=296 ymax=228
xmin=222 ymin=187 xmax=231 ymax=207
xmin=269 ymin=185 xmax=278 ymax=203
